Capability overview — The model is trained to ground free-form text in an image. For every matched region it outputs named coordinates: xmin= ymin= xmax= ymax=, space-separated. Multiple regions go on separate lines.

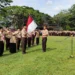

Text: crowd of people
xmin=1 ymin=25 xmax=74 ymax=56
xmin=0 ymin=25 xmax=49 ymax=56
xmin=49 ymin=31 xmax=75 ymax=36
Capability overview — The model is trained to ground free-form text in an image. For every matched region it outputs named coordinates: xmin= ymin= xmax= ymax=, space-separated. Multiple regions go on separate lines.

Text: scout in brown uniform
xmin=3 ymin=27 xmax=15 ymax=53
xmin=41 ymin=25 xmax=48 ymax=52
xmin=0 ymin=28 xmax=4 ymax=56
xmin=35 ymin=30 xmax=40 ymax=45
xmin=27 ymin=32 xmax=32 ymax=47
xmin=5 ymin=28 xmax=11 ymax=50
xmin=21 ymin=26 xmax=27 ymax=54
xmin=16 ymin=29 xmax=21 ymax=51
xmin=9 ymin=30 xmax=19 ymax=53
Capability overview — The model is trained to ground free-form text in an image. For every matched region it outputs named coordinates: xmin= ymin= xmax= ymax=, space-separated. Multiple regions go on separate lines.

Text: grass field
xmin=0 ymin=36 xmax=75 ymax=75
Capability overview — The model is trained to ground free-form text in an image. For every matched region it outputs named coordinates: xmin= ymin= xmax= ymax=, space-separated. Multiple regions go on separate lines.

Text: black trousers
xmin=42 ymin=37 xmax=47 ymax=52
xmin=0 ymin=41 xmax=4 ymax=56
xmin=21 ymin=38 xmax=27 ymax=54
xmin=28 ymin=37 xmax=31 ymax=47
xmin=10 ymin=43 xmax=16 ymax=53
xmin=5 ymin=37 xmax=10 ymax=50
xmin=16 ymin=38 xmax=21 ymax=50
xmin=36 ymin=37 xmax=39 ymax=45
xmin=32 ymin=35 xmax=35 ymax=45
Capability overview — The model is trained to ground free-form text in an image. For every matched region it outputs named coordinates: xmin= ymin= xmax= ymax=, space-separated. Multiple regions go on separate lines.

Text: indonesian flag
xmin=26 ymin=16 xmax=37 ymax=33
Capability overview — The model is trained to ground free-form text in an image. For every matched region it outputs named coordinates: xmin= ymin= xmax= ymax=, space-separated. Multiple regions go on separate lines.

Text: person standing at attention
xmin=35 ymin=30 xmax=40 ymax=45
xmin=16 ymin=29 xmax=21 ymax=51
xmin=41 ymin=25 xmax=48 ymax=52
xmin=21 ymin=26 xmax=27 ymax=54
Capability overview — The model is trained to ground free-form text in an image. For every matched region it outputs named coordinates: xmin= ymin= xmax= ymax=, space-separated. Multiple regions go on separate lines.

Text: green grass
xmin=0 ymin=36 xmax=75 ymax=75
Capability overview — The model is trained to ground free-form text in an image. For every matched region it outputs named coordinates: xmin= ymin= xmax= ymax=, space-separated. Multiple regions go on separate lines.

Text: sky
xmin=11 ymin=0 xmax=75 ymax=17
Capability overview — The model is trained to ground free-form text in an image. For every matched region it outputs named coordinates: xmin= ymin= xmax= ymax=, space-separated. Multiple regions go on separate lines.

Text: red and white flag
xmin=26 ymin=16 xmax=37 ymax=33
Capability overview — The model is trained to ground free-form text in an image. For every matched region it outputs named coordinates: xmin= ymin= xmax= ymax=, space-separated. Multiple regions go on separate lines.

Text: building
xmin=37 ymin=24 xmax=63 ymax=30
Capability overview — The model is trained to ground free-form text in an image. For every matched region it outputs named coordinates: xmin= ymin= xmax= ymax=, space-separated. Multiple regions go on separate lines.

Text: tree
xmin=53 ymin=10 xmax=72 ymax=30
xmin=3 ymin=6 xmax=53 ymax=28
xmin=0 ymin=0 xmax=12 ymax=8
xmin=53 ymin=4 xmax=75 ymax=30
xmin=69 ymin=4 xmax=75 ymax=29
xmin=0 ymin=0 xmax=12 ymax=25
xmin=0 ymin=0 xmax=12 ymax=14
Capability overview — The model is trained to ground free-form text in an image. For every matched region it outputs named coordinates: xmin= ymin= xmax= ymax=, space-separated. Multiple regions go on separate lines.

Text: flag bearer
xmin=21 ymin=26 xmax=27 ymax=54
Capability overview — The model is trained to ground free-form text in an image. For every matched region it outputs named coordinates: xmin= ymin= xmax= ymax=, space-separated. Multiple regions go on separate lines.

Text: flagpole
xmin=70 ymin=35 xmax=74 ymax=58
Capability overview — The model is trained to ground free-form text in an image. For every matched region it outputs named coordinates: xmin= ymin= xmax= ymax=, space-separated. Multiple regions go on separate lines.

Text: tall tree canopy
xmin=0 ymin=0 xmax=12 ymax=25
xmin=53 ymin=4 xmax=75 ymax=30
xmin=2 ymin=6 xmax=53 ymax=28
xmin=0 ymin=0 xmax=12 ymax=14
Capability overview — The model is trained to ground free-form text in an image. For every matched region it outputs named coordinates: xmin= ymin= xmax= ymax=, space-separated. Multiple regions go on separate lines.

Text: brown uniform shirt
xmin=36 ymin=31 xmax=40 ymax=38
xmin=10 ymin=31 xmax=19 ymax=43
xmin=21 ymin=29 xmax=27 ymax=38
xmin=10 ymin=35 xmax=16 ymax=43
xmin=0 ymin=31 xmax=5 ymax=42
xmin=16 ymin=31 xmax=21 ymax=38
xmin=5 ymin=31 xmax=11 ymax=39
xmin=41 ymin=29 xmax=48 ymax=38
xmin=27 ymin=32 xmax=32 ymax=37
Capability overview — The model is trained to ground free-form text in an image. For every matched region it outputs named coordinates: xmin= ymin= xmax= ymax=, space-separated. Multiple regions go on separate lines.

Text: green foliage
xmin=53 ymin=4 xmax=75 ymax=30
xmin=1 ymin=6 xmax=53 ymax=28
xmin=0 ymin=0 xmax=13 ymax=26
xmin=69 ymin=4 xmax=75 ymax=29
xmin=65 ymin=25 xmax=71 ymax=30
xmin=0 ymin=0 xmax=12 ymax=8
xmin=0 ymin=0 xmax=12 ymax=15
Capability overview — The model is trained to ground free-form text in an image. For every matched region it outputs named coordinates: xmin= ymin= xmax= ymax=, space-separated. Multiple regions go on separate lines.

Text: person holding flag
xmin=21 ymin=26 xmax=27 ymax=54
xmin=26 ymin=15 xmax=37 ymax=46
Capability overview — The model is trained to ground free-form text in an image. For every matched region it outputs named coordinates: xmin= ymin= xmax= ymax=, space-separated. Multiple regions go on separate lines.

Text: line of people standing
xmin=0 ymin=25 xmax=48 ymax=56
xmin=0 ymin=26 xmax=40 ymax=56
